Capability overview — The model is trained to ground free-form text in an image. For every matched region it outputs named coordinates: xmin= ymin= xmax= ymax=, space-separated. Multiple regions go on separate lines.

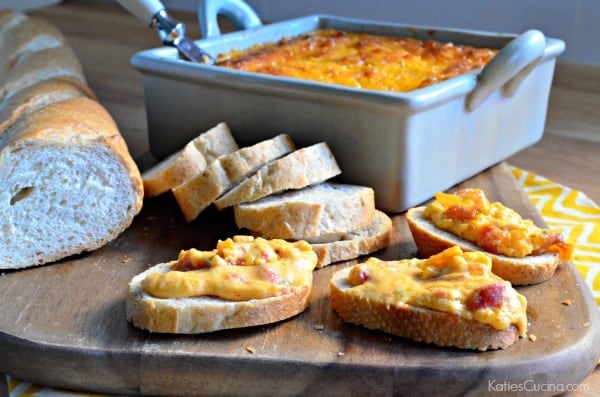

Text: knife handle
xmin=117 ymin=0 xmax=165 ymax=25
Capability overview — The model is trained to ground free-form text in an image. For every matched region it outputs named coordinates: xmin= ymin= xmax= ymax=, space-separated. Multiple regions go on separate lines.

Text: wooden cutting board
xmin=1 ymin=162 xmax=599 ymax=396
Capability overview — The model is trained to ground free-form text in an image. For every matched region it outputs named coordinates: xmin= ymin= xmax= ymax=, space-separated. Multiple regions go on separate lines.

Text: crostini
xmin=330 ymin=246 xmax=528 ymax=351
xmin=127 ymin=235 xmax=318 ymax=333
xmin=406 ymin=188 xmax=573 ymax=285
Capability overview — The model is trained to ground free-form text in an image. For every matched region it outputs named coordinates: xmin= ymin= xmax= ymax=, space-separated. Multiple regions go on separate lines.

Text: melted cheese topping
xmin=342 ymin=246 xmax=527 ymax=334
xmin=424 ymin=188 xmax=574 ymax=260
xmin=142 ymin=236 xmax=318 ymax=301
xmin=216 ymin=29 xmax=497 ymax=92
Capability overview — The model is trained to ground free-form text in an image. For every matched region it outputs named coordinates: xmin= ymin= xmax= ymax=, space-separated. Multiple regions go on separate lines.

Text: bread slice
xmin=214 ymin=142 xmax=341 ymax=209
xmin=405 ymin=206 xmax=561 ymax=285
xmin=172 ymin=134 xmax=295 ymax=221
xmin=126 ymin=236 xmax=318 ymax=333
xmin=311 ymin=210 xmax=392 ymax=267
xmin=234 ymin=182 xmax=376 ymax=240
xmin=142 ymin=140 xmax=207 ymax=198
xmin=0 ymin=97 xmax=143 ymax=269
xmin=192 ymin=121 xmax=238 ymax=165
xmin=142 ymin=122 xmax=238 ymax=197
xmin=330 ymin=249 xmax=528 ymax=351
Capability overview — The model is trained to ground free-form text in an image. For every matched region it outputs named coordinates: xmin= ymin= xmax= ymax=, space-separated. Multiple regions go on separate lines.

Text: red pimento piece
xmin=259 ymin=266 xmax=279 ymax=284
xmin=478 ymin=224 xmax=504 ymax=254
xmin=445 ymin=204 xmax=478 ymax=222
xmin=468 ymin=283 xmax=506 ymax=310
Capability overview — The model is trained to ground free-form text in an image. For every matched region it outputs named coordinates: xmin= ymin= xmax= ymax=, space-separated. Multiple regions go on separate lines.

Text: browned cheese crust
xmin=406 ymin=207 xmax=560 ymax=285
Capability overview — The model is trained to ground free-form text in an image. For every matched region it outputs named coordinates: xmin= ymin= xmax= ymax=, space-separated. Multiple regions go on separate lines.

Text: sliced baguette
xmin=214 ymin=142 xmax=341 ymax=209
xmin=330 ymin=265 xmax=521 ymax=351
xmin=192 ymin=121 xmax=238 ymax=165
xmin=142 ymin=140 xmax=207 ymax=198
xmin=405 ymin=206 xmax=560 ymax=285
xmin=234 ymin=182 xmax=376 ymax=240
xmin=142 ymin=122 xmax=238 ymax=197
xmin=311 ymin=210 xmax=392 ymax=267
xmin=172 ymin=133 xmax=295 ymax=221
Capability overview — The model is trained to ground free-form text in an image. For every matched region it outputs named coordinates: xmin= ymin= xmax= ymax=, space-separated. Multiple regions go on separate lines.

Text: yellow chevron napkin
xmin=5 ymin=167 xmax=600 ymax=397
xmin=511 ymin=167 xmax=600 ymax=306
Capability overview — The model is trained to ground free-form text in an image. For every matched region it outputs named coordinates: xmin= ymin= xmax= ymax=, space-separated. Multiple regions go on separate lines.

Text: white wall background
xmin=166 ymin=0 xmax=600 ymax=65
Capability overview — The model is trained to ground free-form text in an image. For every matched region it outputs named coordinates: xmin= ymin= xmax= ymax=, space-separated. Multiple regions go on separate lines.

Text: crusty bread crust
xmin=126 ymin=261 xmax=312 ymax=333
xmin=214 ymin=142 xmax=341 ymax=209
xmin=311 ymin=210 xmax=392 ymax=267
xmin=330 ymin=266 xmax=520 ymax=351
xmin=142 ymin=123 xmax=238 ymax=198
xmin=405 ymin=206 xmax=560 ymax=285
xmin=1 ymin=45 xmax=86 ymax=101
xmin=142 ymin=140 xmax=207 ymax=198
xmin=172 ymin=134 xmax=295 ymax=221
xmin=0 ymin=78 xmax=94 ymax=135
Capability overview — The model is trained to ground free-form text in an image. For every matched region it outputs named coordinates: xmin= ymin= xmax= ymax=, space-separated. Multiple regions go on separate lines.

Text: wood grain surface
xmin=0 ymin=162 xmax=598 ymax=396
xmin=0 ymin=1 xmax=598 ymax=395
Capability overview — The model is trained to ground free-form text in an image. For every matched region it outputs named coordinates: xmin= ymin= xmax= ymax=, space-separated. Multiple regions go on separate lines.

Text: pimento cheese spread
xmin=142 ymin=236 xmax=317 ymax=301
xmin=342 ymin=246 xmax=527 ymax=334
xmin=424 ymin=188 xmax=574 ymax=260
xmin=215 ymin=29 xmax=497 ymax=92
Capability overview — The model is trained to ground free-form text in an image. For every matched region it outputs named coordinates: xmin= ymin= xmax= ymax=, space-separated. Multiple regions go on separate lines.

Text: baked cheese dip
xmin=215 ymin=28 xmax=497 ymax=92
xmin=423 ymin=188 xmax=574 ymax=260
xmin=342 ymin=246 xmax=527 ymax=335
xmin=141 ymin=235 xmax=318 ymax=300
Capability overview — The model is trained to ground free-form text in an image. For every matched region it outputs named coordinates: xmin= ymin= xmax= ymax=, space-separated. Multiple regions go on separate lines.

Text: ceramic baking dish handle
xmin=466 ymin=29 xmax=546 ymax=111
xmin=198 ymin=0 xmax=262 ymax=38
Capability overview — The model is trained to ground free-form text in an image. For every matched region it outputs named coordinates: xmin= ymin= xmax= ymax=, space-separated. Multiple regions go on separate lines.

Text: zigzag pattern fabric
xmin=512 ymin=167 xmax=600 ymax=307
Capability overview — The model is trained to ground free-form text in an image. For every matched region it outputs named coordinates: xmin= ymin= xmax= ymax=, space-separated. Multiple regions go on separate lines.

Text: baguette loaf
xmin=142 ymin=122 xmax=238 ymax=197
xmin=214 ymin=142 xmax=341 ymax=209
xmin=172 ymin=133 xmax=295 ymax=221
xmin=330 ymin=247 xmax=528 ymax=350
xmin=311 ymin=210 xmax=392 ymax=267
xmin=406 ymin=205 xmax=567 ymax=286
xmin=0 ymin=11 xmax=143 ymax=269
xmin=0 ymin=97 xmax=143 ymax=269
xmin=234 ymin=182 xmax=376 ymax=240
xmin=127 ymin=236 xmax=318 ymax=333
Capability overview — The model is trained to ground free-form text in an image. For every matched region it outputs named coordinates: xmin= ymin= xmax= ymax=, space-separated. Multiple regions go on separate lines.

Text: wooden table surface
xmin=2 ymin=1 xmax=599 ymax=395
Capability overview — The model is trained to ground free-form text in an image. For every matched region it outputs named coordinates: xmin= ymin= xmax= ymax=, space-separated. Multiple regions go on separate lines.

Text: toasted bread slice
xmin=234 ymin=182 xmax=376 ymax=240
xmin=142 ymin=123 xmax=238 ymax=197
xmin=406 ymin=206 xmax=561 ymax=285
xmin=330 ymin=247 xmax=528 ymax=351
xmin=310 ymin=210 xmax=392 ymax=267
xmin=213 ymin=142 xmax=341 ymax=209
xmin=126 ymin=236 xmax=317 ymax=333
xmin=172 ymin=134 xmax=295 ymax=221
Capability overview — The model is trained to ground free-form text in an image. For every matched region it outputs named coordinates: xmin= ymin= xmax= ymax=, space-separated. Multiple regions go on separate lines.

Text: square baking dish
xmin=131 ymin=1 xmax=565 ymax=212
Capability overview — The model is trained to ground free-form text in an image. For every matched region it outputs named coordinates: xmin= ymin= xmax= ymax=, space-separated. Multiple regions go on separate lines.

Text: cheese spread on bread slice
xmin=423 ymin=188 xmax=573 ymax=260
xmin=330 ymin=246 xmax=528 ymax=350
xmin=127 ymin=235 xmax=318 ymax=333
xmin=141 ymin=235 xmax=317 ymax=301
